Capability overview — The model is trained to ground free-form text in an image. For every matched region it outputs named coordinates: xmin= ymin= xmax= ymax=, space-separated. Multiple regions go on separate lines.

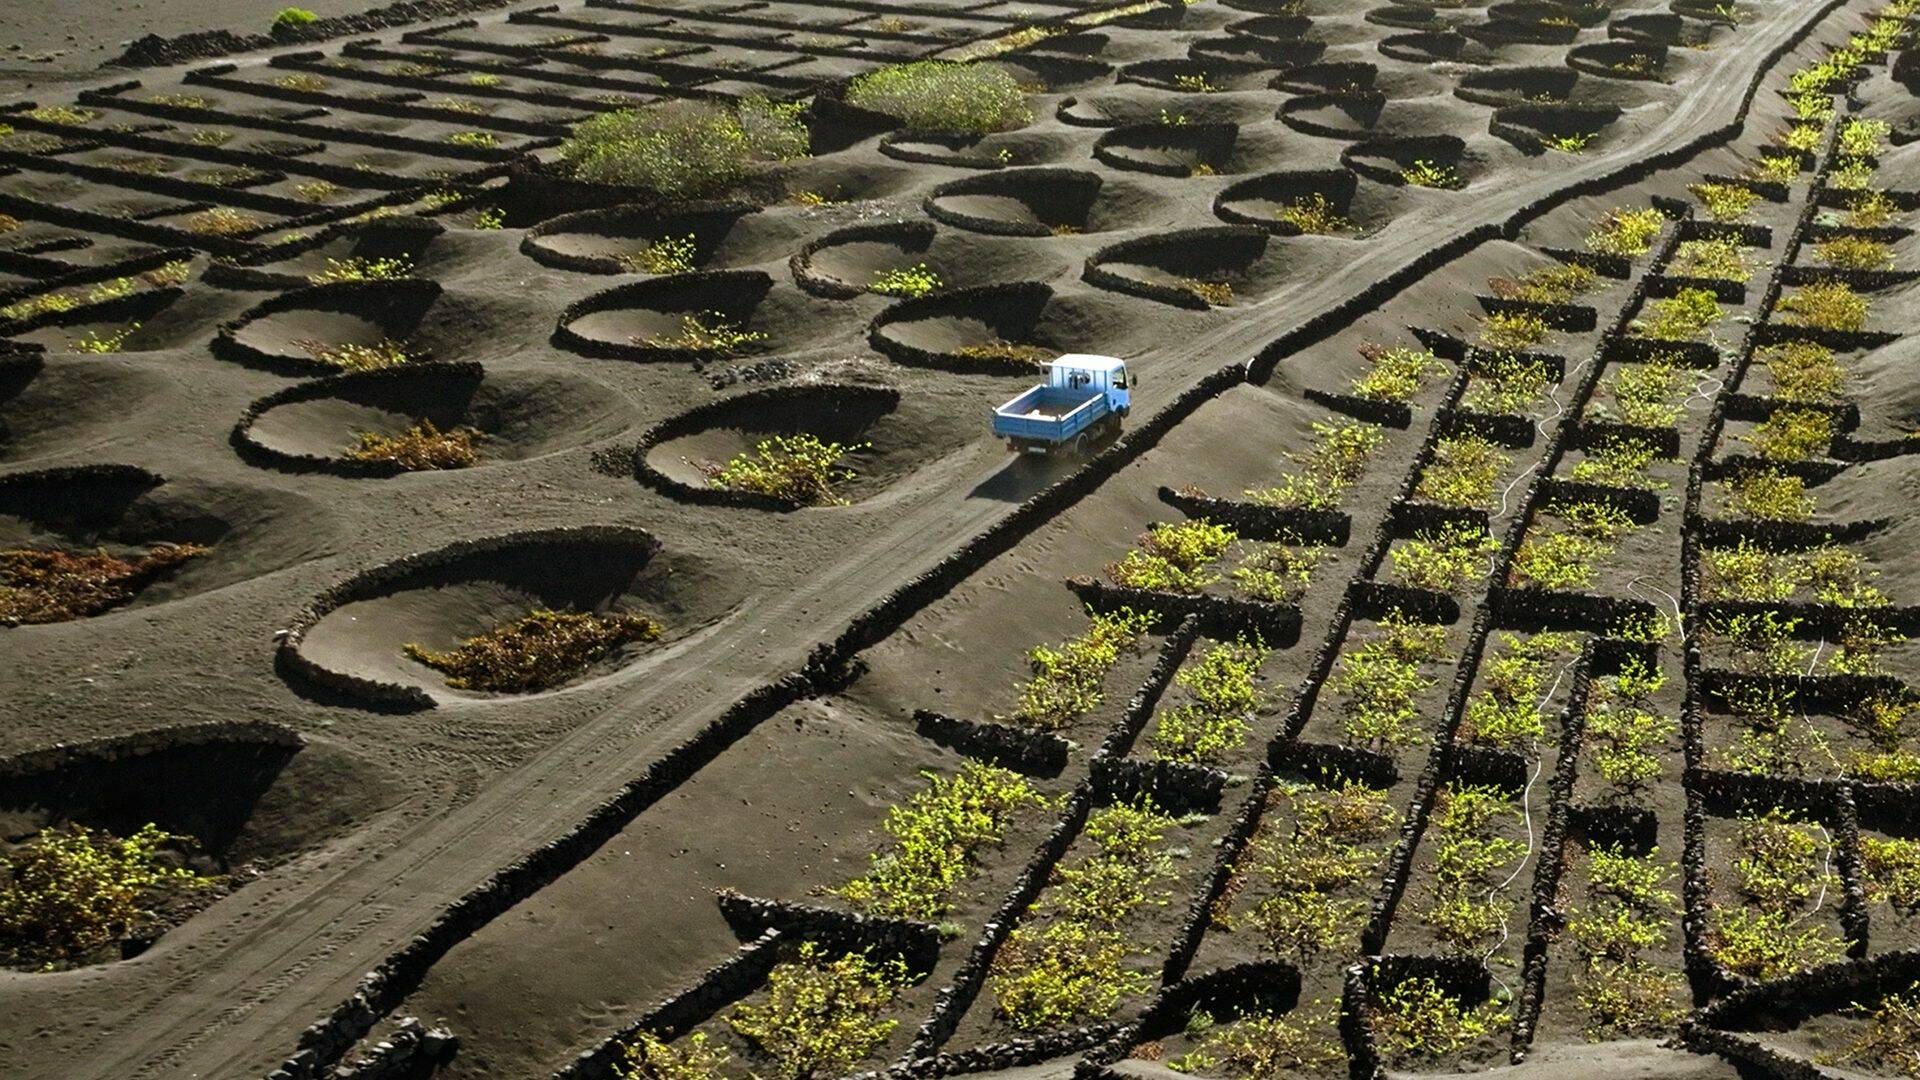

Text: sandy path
xmin=0 ymin=0 xmax=1851 ymax=1074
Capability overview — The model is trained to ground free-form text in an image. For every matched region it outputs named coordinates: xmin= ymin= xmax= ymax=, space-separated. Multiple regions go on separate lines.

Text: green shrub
xmin=559 ymin=98 xmax=808 ymax=197
xmin=870 ymin=263 xmax=942 ymax=298
xmin=296 ymin=338 xmax=419 ymax=372
xmin=618 ymin=235 xmax=698 ymax=275
xmin=1418 ymin=785 xmax=1525 ymax=953
xmin=1722 ymin=467 xmax=1814 ymax=521
xmin=1330 ymin=612 xmax=1448 ymax=752
xmin=1844 ymin=189 xmax=1901 ymax=229
xmin=1571 ymin=435 xmax=1667 ymax=490
xmin=1232 ymin=540 xmax=1321 ymax=604
xmin=641 ymin=311 xmax=766 ymax=354
xmin=69 ymin=325 xmax=139 ymax=355
xmin=0 ymin=823 xmax=209 ymax=969
xmin=1006 ymin=608 xmax=1154 ymax=730
xmin=728 ymin=942 xmax=912 ymax=1079
xmin=1818 ymin=234 xmax=1894 ymax=271
xmin=1840 ymin=116 xmax=1891 ymax=158
xmin=404 ymin=609 xmax=663 ymax=691
xmin=1463 ymin=350 xmax=1554 ymax=414
xmin=1107 ymin=519 xmax=1237 ymax=593
xmin=1415 ymin=434 xmax=1510 ymax=508
xmin=616 ymin=1032 xmax=729 ymax=1080
xmin=308 ymin=256 xmax=413 ymax=285
xmin=272 ymin=7 xmax=317 ymax=28
xmin=1690 ymin=182 xmax=1760 ymax=222
xmin=1477 ymin=311 xmax=1551 ymax=351
xmin=1632 ymin=287 xmax=1721 ymax=342
xmin=847 ymin=61 xmax=1031 ymax=133
xmin=1586 ymin=207 xmax=1663 ymax=257
xmin=1862 ymin=837 xmax=1920 ymax=915
xmin=1245 ymin=421 xmax=1385 ymax=511
xmin=1741 ymin=407 xmax=1833 ymax=462
xmin=1150 ymin=637 xmax=1269 ymax=765
xmin=1172 ymin=1004 xmax=1342 ymax=1076
xmin=1748 ymin=153 xmax=1801 ymax=185
xmin=1777 ymin=280 xmax=1869 ymax=332
xmin=1709 ymin=906 xmax=1843 ymax=980
xmin=1370 ymin=975 xmax=1509 ymax=1064
xmin=1817 ymin=984 xmax=1920 ymax=1075
xmin=1490 ymin=261 xmax=1597 ymax=305
xmin=838 ymin=761 xmax=1045 ymax=919
xmin=1668 ymin=237 xmax=1753 ymax=282
xmin=1352 ymin=343 xmax=1447 ymax=402
xmin=1603 ymin=357 xmax=1686 ymax=427
xmin=1399 ymin=160 xmax=1460 ymax=189
xmin=1390 ymin=522 xmax=1494 ymax=593
xmin=1274 ymin=193 xmax=1350 ymax=234
xmin=701 ymin=433 xmax=864 ymax=505
xmin=1461 ymin=632 xmax=1577 ymax=748
xmin=1760 ymin=340 xmax=1847 ymax=403
xmin=991 ymin=918 xmax=1148 ymax=1030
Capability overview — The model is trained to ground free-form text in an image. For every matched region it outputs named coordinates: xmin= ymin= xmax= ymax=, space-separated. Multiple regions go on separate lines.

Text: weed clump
xmin=1477 ymin=311 xmax=1551 ymax=351
xmin=1818 ymin=985 xmax=1920 ymax=1076
xmin=956 ymin=339 xmax=1052 ymax=365
xmin=1817 ymin=234 xmax=1893 ymax=271
xmin=1599 ymin=357 xmax=1686 ymax=427
xmin=0 ymin=823 xmax=211 ymax=970
xmin=615 ymin=1031 xmax=728 ymax=1080
xmin=1462 ymin=351 xmax=1553 ymax=414
xmin=838 ymin=762 xmax=1045 ymax=919
xmin=1416 ymin=784 xmax=1524 ymax=953
xmin=1169 ymin=1004 xmax=1342 ymax=1076
xmin=1489 ymin=261 xmax=1596 ymax=305
xmin=847 ymin=61 xmax=1031 ymax=133
xmin=1461 ymin=632 xmax=1577 ymax=748
xmin=1722 ymin=467 xmax=1814 ymax=521
xmin=272 ymin=7 xmax=318 ymax=28
xmin=1 ymin=545 xmax=206 ymax=625
xmin=1759 ymin=340 xmax=1846 ymax=403
xmin=1739 ymin=407 xmax=1833 ymax=462
xmin=1236 ymin=783 xmax=1394 ymax=964
xmin=404 ymin=609 xmax=664 ymax=692
xmin=700 ymin=433 xmax=863 ymax=506
xmin=560 ymin=99 xmax=808 ymax=198
xmin=1584 ymin=660 xmax=1674 ymax=799
xmin=344 ymin=420 xmax=482 ymax=471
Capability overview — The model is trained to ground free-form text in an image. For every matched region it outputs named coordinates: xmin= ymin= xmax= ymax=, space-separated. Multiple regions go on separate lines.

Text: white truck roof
xmin=1049 ymin=354 xmax=1126 ymax=373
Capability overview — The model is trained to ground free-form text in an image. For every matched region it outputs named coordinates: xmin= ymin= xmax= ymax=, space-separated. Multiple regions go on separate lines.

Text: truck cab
xmin=991 ymin=354 xmax=1133 ymax=456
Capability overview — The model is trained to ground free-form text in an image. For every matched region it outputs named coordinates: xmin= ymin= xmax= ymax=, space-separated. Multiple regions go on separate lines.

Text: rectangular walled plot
xmin=1696 ymin=807 xmax=1851 ymax=985
xmin=391 ymin=697 xmax=1061 ymax=1078
xmin=1380 ymin=782 xmax=1536 ymax=991
xmin=1128 ymin=635 xmax=1290 ymax=779
xmin=941 ymin=794 xmax=1232 ymax=1053
xmin=1531 ymin=836 xmax=1687 ymax=1049
xmin=1288 ymin=612 xmax=1463 ymax=776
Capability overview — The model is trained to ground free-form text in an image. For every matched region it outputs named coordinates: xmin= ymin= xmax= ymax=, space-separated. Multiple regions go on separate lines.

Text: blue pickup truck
xmin=991 ymin=355 xmax=1133 ymax=456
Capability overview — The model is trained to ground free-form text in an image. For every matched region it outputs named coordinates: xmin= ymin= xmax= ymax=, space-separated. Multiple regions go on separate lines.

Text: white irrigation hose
xmin=1477 ymin=655 xmax=1578 ymax=999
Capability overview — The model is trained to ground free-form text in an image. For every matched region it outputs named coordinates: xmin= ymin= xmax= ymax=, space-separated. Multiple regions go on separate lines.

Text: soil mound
xmin=0 ymin=465 xmax=335 ymax=617
xmin=790 ymin=221 xmax=1064 ymax=299
xmin=234 ymin=362 xmax=630 ymax=476
xmin=0 ymin=355 xmax=168 ymax=464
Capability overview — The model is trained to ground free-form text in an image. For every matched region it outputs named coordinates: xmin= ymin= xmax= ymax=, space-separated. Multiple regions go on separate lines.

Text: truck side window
xmin=1115 ymin=371 xmax=1128 ymax=389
